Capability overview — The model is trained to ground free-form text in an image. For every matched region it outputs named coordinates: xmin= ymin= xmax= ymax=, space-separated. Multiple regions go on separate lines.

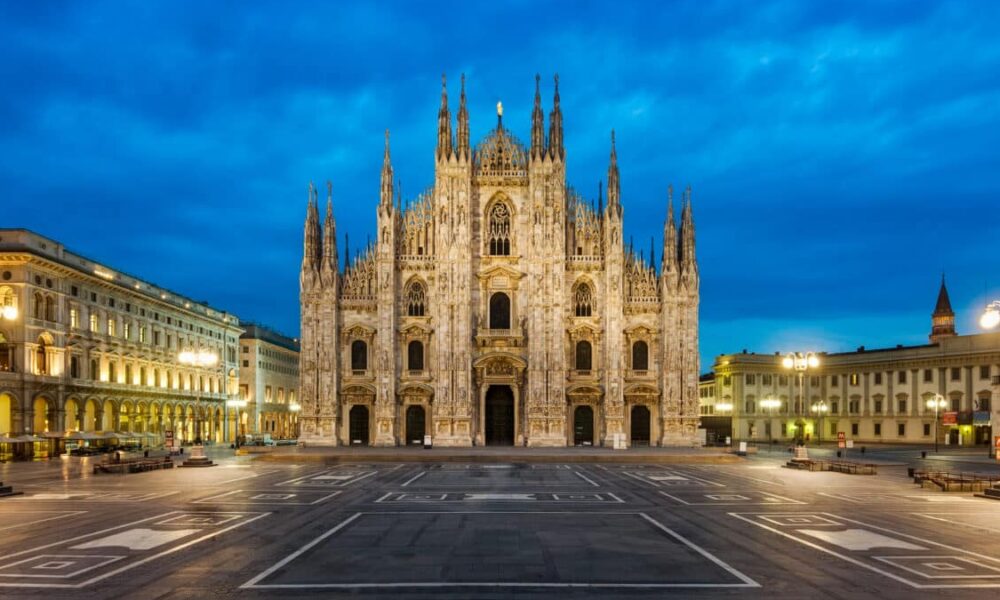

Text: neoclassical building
xmin=238 ymin=324 xmax=300 ymax=440
xmin=0 ymin=229 xmax=243 ymax=454
xmin=298 ymin=75 xmax=700 ymax=447
xmin=708 ymin=279 xmax=999 ymax=446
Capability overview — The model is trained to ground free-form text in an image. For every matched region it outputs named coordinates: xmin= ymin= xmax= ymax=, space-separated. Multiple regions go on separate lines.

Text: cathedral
xmin=298 ymin=75 xmax=700 ymax=447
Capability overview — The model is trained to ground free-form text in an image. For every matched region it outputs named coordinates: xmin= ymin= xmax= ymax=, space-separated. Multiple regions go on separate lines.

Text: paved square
xmin=243 ymin=511 xmax=758 ymax=589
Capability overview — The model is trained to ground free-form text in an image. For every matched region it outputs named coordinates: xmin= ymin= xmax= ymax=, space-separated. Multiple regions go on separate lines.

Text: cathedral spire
xmin=606 ymin=130 xmax=621 ymax=217
xmin=456 ymin=73 xmax=470 ymax=159
xmin=929 ymin=274 xmax=957 ymax=342
xmin=530 ymin=74 xmax=545 ymax=159
xmin=680 ymin=186 xmax=696 ymax=269
xmin=662 ymin=185 xmax=678 ymax=273
xmin=436 ymin=73 xmax=452 ymax=160
xmin=381 ymin=129 xmax=394 ymax=211
xmin=301 ymin=182 xmax=321 ymax=278
xmin=322 ymin=181 xmax=338 ymax=278
xmin=548 ymin=74 xmax=564 ymax=161
xmin=597 ymin=180 xmax=603 ymax=215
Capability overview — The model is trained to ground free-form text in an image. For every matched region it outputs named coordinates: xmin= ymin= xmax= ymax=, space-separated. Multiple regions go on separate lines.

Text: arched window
xmin=140 ymin=366 xmax=147 ymax=386
xmin=406 ymin=282 xmax=426 ymax=317
xmin=45 ymin=296 xmax=55 ymax=321
xmin=574 ymin=283 xmax=593 ymax=317
xmin=125 ymin=364 xmax=133 ymax=385
xmin=575 ymin=341 xmax=592 ymax=371
xmin=632 ymin=341 xmax=648 ymax=371
xmin=90 ymin=359 xmax=99 ymax=380
xmin=487 ymin=202 xmax=512 ymax=256
xmin=489 ymin=292 xmax=511 ymax=329
xmin=108 ymin=361 xmax=116 ymax=383
xmin=0 ymin=331 xmax=12 ymax=372
xmin=33 ymin=292 xmax=44 ymax=319
xmin=408 ymin=340 xmax=424 ymax=371
xmin=351 ymin=340 xmax=368 ymax=371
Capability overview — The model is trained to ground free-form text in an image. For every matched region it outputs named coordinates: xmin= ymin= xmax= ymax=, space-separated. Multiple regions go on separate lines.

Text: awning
xmin=65 ymin=431 xmax=104 ymax=441
xmin=40 ymin=431 xmax=65 ymax=439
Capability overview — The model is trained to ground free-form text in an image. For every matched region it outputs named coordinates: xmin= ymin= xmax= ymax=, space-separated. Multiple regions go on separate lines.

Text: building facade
xmin=299 ymin=75 xmax=700 ymax=447
xmin=708 ymin=280 xmax=999 ymax=446
xmin=0 ymin=229 xmax=242 ymax=451
xmin=239 ymin=324 xmax=300 ymax=440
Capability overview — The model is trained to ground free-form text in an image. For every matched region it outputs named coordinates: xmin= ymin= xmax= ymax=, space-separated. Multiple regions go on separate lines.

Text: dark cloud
xmin=3 ymin=0 xmax=999 ymax=368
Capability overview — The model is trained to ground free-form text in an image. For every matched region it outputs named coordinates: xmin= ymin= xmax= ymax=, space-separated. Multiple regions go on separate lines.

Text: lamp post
xmin=811 ymin=400 xmax=829 ymax=446
xmin=178 ymin=347 xmax=218 ymax=449
xmin=226 ymin=398 xmax=247 ymax=449
xmin=926 ymin=394 xmax=947 ymax=453
xmin=782 ymin=352 xmax=820 ymax=446
xmin=761 ymin=396 xmax=781 ymax=450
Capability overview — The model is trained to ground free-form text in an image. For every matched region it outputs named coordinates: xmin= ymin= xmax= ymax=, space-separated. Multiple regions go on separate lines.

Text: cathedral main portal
xmin=484 ymin=385 xmax=515 ymax=446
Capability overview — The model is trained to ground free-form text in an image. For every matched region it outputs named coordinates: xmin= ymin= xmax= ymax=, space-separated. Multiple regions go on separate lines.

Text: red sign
xmin=941 ymin=412 xmax=958 ymax=425
xmin=837 ymin=432 xmax=846 ymax=448
xmin=995 ymin=436 xmax=1000 ymax=461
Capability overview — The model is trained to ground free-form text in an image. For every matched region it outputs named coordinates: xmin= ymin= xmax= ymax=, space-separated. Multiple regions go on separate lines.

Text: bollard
xmin=921 ymin=451 xmax=926 ymax=459
xmin=861 ymin=446 xmax=866 ymax=454
xmin=836 ymin=450 xmax=842 ymax=458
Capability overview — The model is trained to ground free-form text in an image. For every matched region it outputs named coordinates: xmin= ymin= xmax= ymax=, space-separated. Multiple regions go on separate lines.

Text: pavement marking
xmin=659 ymin=490 xmax=804 ymax=506
xmin=193 ymin=489 xmax=342 ymax=505
xmin=70 ymin=528 xmax=200 ymax=551
xmin=0 ymin=511 xmax=88 ymax=532
xmin=621 ymin=470 xmax=724 ymax=488
xmin=819 ymin=492 xmax=973 ymax=504
xmin=242 ymin=511 xmax=759 ymax=590
xmin=11 ymin=491 xmax=179 ymax=503
xmin=730 ymin=511 xmax=1000 ymax=588
xmin=400 ymin=471 xmax=426 ymax=487
xmin=276 ymin=470 xmax=377 ymax=488
xmin=374 ymin=492 xmax=624 ymax=503
xmin=913 ymin=513 xmax=1000 ymax=535
xmin=574 ymin=471 xmax=599 ymax=487
xmin=0 ymin=511 xmax=268 ymax=588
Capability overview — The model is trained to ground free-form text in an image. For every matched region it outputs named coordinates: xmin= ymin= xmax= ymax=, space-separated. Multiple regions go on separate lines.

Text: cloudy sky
xmin=3 ymin=0 xmax=999 ymax=369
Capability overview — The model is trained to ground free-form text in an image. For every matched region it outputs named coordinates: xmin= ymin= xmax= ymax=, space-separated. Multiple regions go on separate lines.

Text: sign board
xmin=942 ymin=412 xmax=958 ymax=425
xmin=165 ymin=429 xmax=175 ymax=450
xmin=738 ymin=441 xmax=747 ymax=453
xmin=995 ymin=436 xmax=1000 ymax=461
xmin=845 ymin=440 xmax=854 ymax=449
xmin=837 ymin=432 xmax=846 ymax=448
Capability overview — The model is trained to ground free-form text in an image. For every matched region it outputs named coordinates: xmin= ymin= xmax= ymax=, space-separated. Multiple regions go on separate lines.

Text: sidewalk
xmin=254 ymin=445 xmax=744 ymax=465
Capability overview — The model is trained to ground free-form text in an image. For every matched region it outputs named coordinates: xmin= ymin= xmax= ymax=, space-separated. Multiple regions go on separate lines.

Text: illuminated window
xmin=89 ymin=313 xmax=98 ymax=333
xmin=265 ymin=385 xmax=272 ymax=401
xmin=124 ymin=322 xmax=131 ymax=340
xmin=107 ymin=318 xmax=116 ymax=337
xmin=70 ymin=307 xmax=79 ymax=329
xmin=139 ymin=326 xmax=146 ymax=343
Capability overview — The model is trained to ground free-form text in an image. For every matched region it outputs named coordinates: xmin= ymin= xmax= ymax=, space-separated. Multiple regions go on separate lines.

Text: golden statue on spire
xmin=496 ymin=101 xmax=503 ymax=117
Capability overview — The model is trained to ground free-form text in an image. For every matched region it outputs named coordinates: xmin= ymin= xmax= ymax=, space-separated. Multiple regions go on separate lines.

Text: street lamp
xmin=761 ymin=396 xmax=781 ymax=450
xmin=980 ymin=300 xmax=1000 ymax=330
xmin=178 ymin=347 xmax=218 ymax=447
xmin=226 ymin=398 xmax=247 ymax=449
xmin=926 ymin=394 xmax=947 ymax=453
xmin=782 ymin=352 xmax=820 ymax=446
xmin=811 ymin=400 xmax=829 ymax=446
xmin=0 ymin=305 xmax=17 ymax=321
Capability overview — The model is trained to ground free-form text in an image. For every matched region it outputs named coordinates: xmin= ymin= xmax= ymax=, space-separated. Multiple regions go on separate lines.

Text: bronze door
xmin=631 ymin=405 xmax=651 ymax=447
xmin=349 ymin=405 xmax=369 ymax=445
xmin=406 ymin=405 xmax=425 ymax=445
xmin=574 ymin=405 xmax=594 ymax=446
xmin=485 ymin=386 xmax=515 ymax=446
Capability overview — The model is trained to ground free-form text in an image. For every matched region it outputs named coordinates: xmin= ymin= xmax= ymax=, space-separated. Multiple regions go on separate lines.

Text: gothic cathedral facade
xmin=298 ymin=75 xmax=700 ymax=447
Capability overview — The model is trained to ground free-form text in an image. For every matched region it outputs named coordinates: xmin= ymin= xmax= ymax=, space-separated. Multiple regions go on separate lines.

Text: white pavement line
xmin=401 ymin=471 xmax=426 ymax=487
xmin=914 ymin=514 xmax=1000 ymax=535
xmin=0 ymin=512 xmax=186 ymax=560
xmin=241 ymin=513 xmax=362 ymax=588
xmin=343 ymin=471 xmax=378 ymax=486
xmin=216 ymin=471 xmax=269 ymax=486
xmin=374 ymin=492 xmax=393 ymax=503
xmin=275 ymin=470 xmax=330 ymax=486
xmin=0 ymin=511 xmax=87 ymax=532
xmin=658 ymin=492 xmax=690 ymax=505
xmin=75 ymin=512 xmax=270 ymax=589
xmin=607 ymin=492 xmax=626 ymax=504
xmin=638 ymin=513 xmax=759 ymax=587
xmin=728 ymin=513 xmax=922 ymax=589
xmin=574 ymin=471 xmax=599 ymax=487
xmin=620 ymin=471 xmax=659 ymax=487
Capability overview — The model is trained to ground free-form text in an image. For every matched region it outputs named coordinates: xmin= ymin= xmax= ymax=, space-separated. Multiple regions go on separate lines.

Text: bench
xmin=785 ymin=459 xmax=876 ymax=474
xmin=93 ymin=456 xmax=175 ymax=475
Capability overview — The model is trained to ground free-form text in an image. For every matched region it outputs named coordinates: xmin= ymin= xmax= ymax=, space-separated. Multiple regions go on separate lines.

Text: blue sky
xmin=3 ymin=0 xmax=999 ymax=369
